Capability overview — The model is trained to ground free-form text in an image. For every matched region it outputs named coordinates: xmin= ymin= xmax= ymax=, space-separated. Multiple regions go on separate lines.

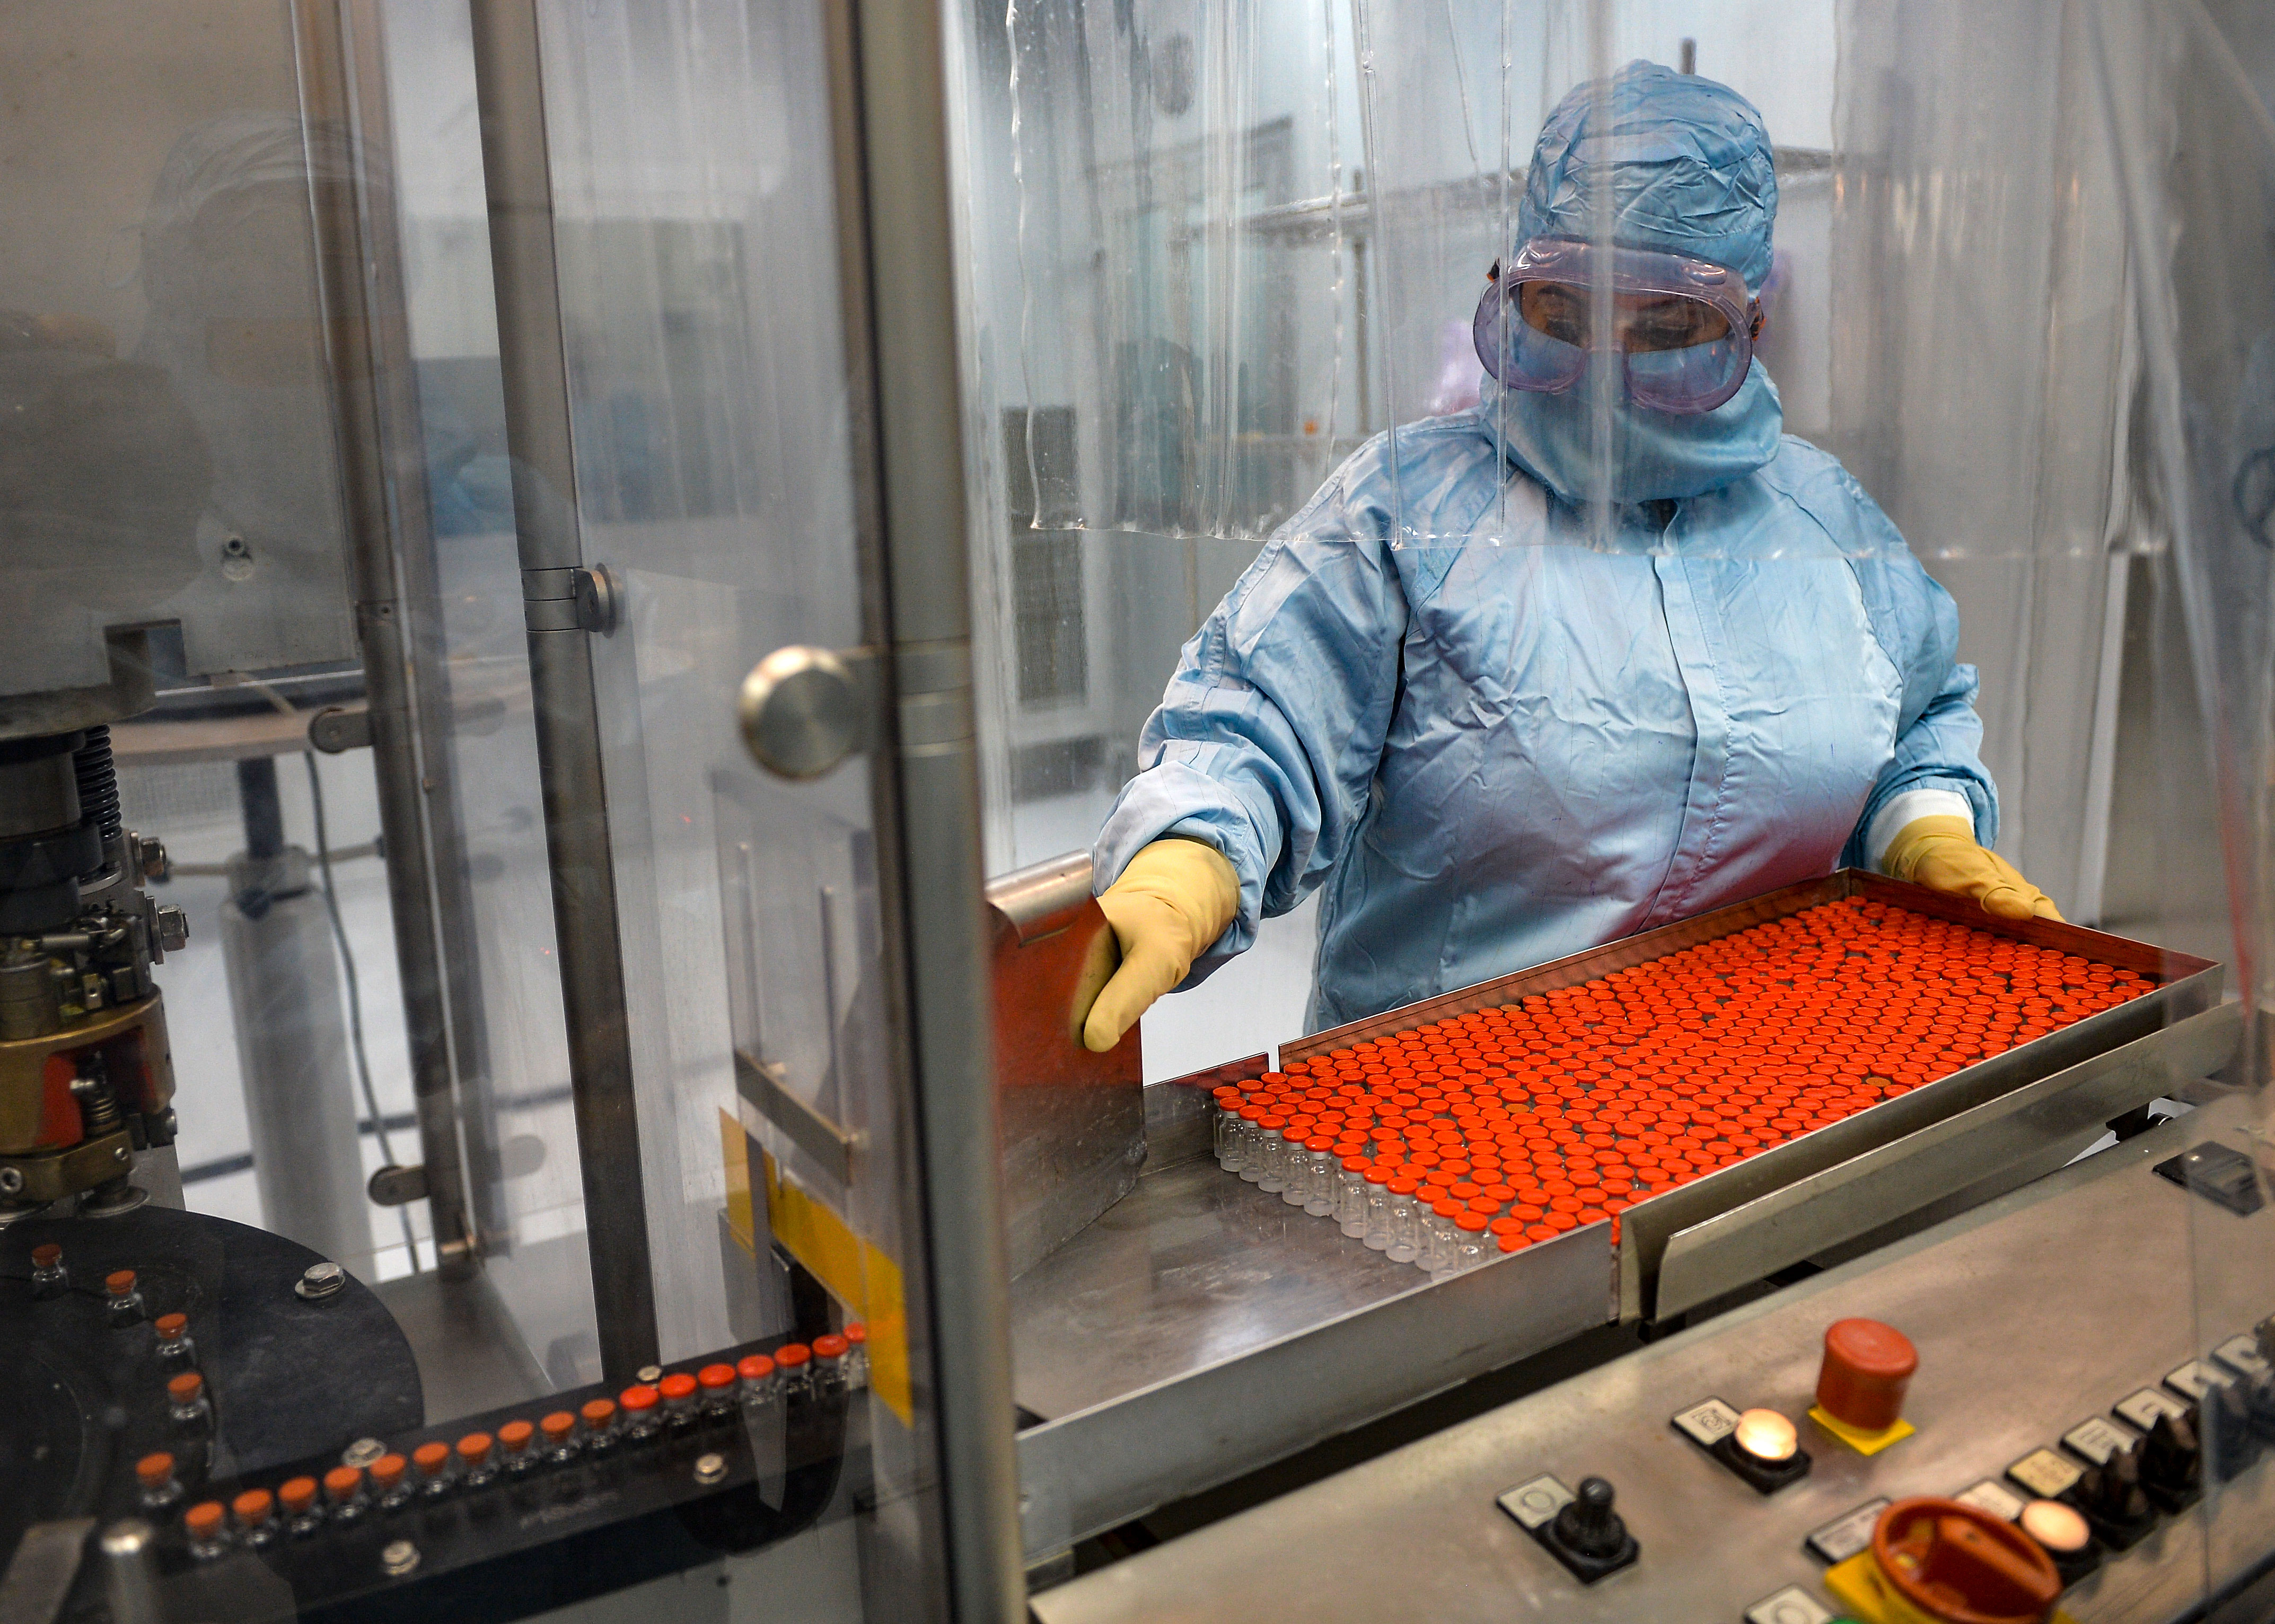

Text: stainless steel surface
xmin=1655 ymin=1001 xmax=2242 ymax=1315
xmin=1011 ymin=1153 xmax=1612 ymax=1560
xmin=373 ymin=1254 xmax=552 ymax=1418
xmin=291 ymin=0 xmax=482 ymax=1275
xmin=467 ymin=0 xmax=656 ymax=1379
xmin=821 ymin=0 xmax=1025 ymax=1599
xmin=1287 ymin=871 xmax=2218 ymax=1321
xmin=735 ymin=1049 xmax=860 ymax=1187
xmin=986 ymin=854 xmax=1143 ymax=1277
xmin=1032 ymin=1096 xmax=2273 ymax=1623
xmin=0 ymin=1518 xmax=91 ymax=1624
xmin=0 ymin=747 xmax=78 ymax=841
xmin=738 ymin=646 xmax=880 ymax=782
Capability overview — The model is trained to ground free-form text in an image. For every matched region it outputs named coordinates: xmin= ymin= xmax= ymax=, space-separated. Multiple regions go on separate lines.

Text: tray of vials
xmin=1207 ymin=874 xmax=2212 ymax=1288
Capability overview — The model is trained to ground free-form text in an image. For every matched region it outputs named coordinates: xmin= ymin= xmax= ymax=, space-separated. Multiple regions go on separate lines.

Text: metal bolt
xmin=637 ymin=1366 xmax=663 ymax=1384
xmin=134 ymin=836 xmax=168 ymax=881
xmin=295 ymin=1261 xmax=347 ymax=1302
xmin=154 ymin=905 xmax=188 ymax=954
xmin=0 ymin=1167 xmax=21 ymax=1196
xmin=112 ymin=1146 xmax=129 ymax=1164
xmin=693 ymin=1453 xmax=727 ymax=1486
xmin=342 ymin=1437 xmax=387 ymax=1469
xmin=380 ymin=1540 xmax=419 ymax=1577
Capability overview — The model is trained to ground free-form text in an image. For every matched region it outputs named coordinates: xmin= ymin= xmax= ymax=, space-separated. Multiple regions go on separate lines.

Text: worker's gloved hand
xmin=1081 ymin=838 xmax=1241 ymax=1054
xmin=1882 ymin=814 xmax=2063 ymax=923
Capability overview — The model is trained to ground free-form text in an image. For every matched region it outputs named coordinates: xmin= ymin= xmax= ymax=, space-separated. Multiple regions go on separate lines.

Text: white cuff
xmin=1866 ymin=788 xmax=1977 ymax=873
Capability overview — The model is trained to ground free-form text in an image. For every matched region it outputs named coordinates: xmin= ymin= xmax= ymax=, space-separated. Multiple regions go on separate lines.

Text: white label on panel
xmin=1497 ymin=1474 xmax=1574 ymax=1532
xmin=1745 ymin=1586 xmax=1836 ymax=1624
xmin=2062 ymin=1416 xmax=2136 ymax=1467
xmin=1805 ymin=1499 xmax=1891 ymax=1565
xmin=2167 ymin=1359 xmax=2236 ymax=1402
xmin=2214 ymin=1335 xmax=2271 ymax=1379
xmin=2115 ymin=1386 xmax=2191 ymax=1433
xmin=1955 ymin=1479 xmax=2027 ymax=1521
xmin=2007 ymin=1449 xmax=2083 ymax=1498
xmin=1671 ymin=1398 xmax=1743 ymax=1449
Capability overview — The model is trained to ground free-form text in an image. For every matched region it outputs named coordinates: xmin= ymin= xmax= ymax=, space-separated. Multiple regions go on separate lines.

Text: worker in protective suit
xmin=1080 ymin=62 xmax=2060 ymax=1052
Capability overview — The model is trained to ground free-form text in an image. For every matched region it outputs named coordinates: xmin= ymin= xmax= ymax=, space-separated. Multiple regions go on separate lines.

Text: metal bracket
xmin=737 ymin=646 xmax=880 ymax=780
xmin=733 ymin=1049 xmax=860 ymax=1184
xmin=367 ymin=1164 xmax=429 ymax=1207
xmin=309 ymin=705 xmax=372 ymax=754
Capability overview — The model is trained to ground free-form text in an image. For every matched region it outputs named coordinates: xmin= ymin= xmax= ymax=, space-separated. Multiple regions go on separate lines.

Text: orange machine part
xmin=33 ymin=1054 xmax=82 ymax=1149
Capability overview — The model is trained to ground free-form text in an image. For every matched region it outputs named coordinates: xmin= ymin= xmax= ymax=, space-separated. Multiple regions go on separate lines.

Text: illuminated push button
xmin=2021 ymin=1498 xmax=2089 ymax=1553
xmin=1733 ymin=1408 xmax=1799 ymax=1464
xmin=1816 ymin=1317 xmax=1918 ymax=1433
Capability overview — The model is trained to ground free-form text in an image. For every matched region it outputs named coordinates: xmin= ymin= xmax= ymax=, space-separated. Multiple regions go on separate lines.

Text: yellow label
xmin=1808 ymin=1403 xmax=1916 ymax=1456
xmin=719 ymin=1108 xmax=754 ymax=1254
xmin=760 ymin=1148 xmax=912 ymax=1426
xmin=1824 ymin=1553 xmax=2076 ymax=1624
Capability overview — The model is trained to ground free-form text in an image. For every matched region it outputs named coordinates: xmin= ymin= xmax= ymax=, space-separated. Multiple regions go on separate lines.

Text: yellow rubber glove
xmin=1882 ymin=815 xmax=2063 ymax=922
xmin=1081 ymin=838 xmax=1241 ymax=1053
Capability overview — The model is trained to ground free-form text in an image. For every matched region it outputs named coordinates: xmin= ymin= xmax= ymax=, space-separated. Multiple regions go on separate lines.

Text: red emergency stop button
xmin=1817 ymin=1317 xmax=1917 ymax=1432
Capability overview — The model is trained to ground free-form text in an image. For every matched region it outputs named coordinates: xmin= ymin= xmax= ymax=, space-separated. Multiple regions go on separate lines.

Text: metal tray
xmin=1279 ymin=870 xmax=2222 ymax=1321
xmin=1008 ymin=872 xmax=2220 ymax=1562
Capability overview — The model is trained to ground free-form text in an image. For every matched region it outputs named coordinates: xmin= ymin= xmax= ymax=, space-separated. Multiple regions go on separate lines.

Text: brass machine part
xmin=0 ymin=994 xmax=175 ymax=1206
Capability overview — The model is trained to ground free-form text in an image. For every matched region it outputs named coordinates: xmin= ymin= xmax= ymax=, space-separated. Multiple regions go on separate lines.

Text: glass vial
xmin=697 ymin=1362 xmax=740 ymax=1417
xmin=1385 ymin=1178 xmax=1422 ymax=1264
xmin=372 ymin=1451 xmax=415 ymax=1511
xmin=232 ymin=1487 xmax=279 ymax=1549
xmin=812 ymin=1335 xmax=850 ymax=1396
xmin=736 ymin=1354 xmax=778 ymax=1409
xmin=104 ymin=1269 xmax=145 ymax=1328
xmin=1302 ymin=1139 xmax=1337 ymax=1217
xmin=1254 ymin=1117 xmax=1288 ymax=1193
xmin=842 ymin=1322 xmax=869 ymax=1389
xmin=1362 ymin=1167 xmax=1395 ymax=1249
xmin=30 ymin=1242 xmax=67 ymax=1298
xmin=497 ymin=1421 xmax=538 ymax=1481
xmin=183 ymin=1501 xmax=229 ymax=1560
xmin=135 ymin=1452 xmax=180 ymax=1512
xmin=153 ymin=1312 xmax=196 ymax=1371
xmin=775 ymin=1342 xmax=813 ymax=1400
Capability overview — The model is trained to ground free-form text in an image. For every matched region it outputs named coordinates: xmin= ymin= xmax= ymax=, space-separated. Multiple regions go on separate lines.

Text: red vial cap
xmin=166 ymin=1372 xmax=203 ymax=1404
xmin=813 ymin=1334 xmax=848 ymax=1359
xmin=497 ymin=1420 xmax=535 ymax=1454
xmin=411 ymin=1441 xmax=451 ymax=1476
xmin=619 ymin=1383 xmax=660 ymax=1412
xmin=658 ymin=1372 xmax=698 ymax=1401
xmin=698 ymin=1362 xmax=738 ymax=1392
xmin=106 ymin=1269 xmax=137 ymax=1296
xmin=775 ymin=1343 xmax=812 ymax=1368
xmin=278 ymin=1476 xmax=319 ymax=1513
xmin=30 ymin=1244 xmax=60 ymax=1268
xmin=370 ymin=1453 xmax=407 ymax=1487
xmin=154 ymin=1312 xmax=188 ymax=1341
xmin=135 ymin=1452 xmax=175 ymax=1487
xmin=322 ymin=1465 xmax=363 ymax=1502
xmin=232 ymin=1488 xmax=275 ymax=1526
xmin=1816 ymin=1317 xmax=1919 ymax=1433
xmin=183 ymin=1502 xmax=226 ymax=1539
xmin=539 ymin=1410 xmax=577 ymax=1441
xmin=844 ymin=1322 xmax=866 ymax=1347
xmin=456 ymin=1432 xmax=493 ymax=1465
xmin=736 ymin=1354 xmax=776 ymax=1382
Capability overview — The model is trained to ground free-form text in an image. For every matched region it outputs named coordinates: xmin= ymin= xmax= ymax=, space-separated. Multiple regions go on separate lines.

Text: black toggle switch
xmin=2067 ymin=1440 xmax=2156 ymax=1550
xmin=2139 ymin=1409 xmax=2202 ymax=1514
xmin=1532 ymin=1476 xmax=1640 ymax=1584
xmin=2203 ymin=1382 xmax=2261 ymax=1478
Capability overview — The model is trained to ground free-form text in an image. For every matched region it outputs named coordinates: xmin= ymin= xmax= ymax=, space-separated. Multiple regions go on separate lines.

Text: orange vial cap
xmin=166 ymin=1372 xmax=204 ymax=1404
xmin=30 ymin=1243 xmax=60 ymax=1269
xmin=498 ymin=1420 xmax=535 ymax=1455
xmin=370 ymin=1453 xmax=407 ymax=1488
xmin=457 ymin=1432 xmax=494 ymax=1465
xmin=620 ymin=1384 xmax=660 ymax=1413
xmin=698 ymin=1363 xmax=738 ymax=1392
xmin=232 ymin=1488 xmax=275 ymax=1526
xmin=278 ymin=1476 xmax=319 ymax=1514
xmin=581 ymin=1397 xmax=618 ymax=1429
xmin=105 ymin=1269 xmax=137 ymax=1296
xmin=183 ymin=1502 xmax=226 ymax=1539
xmin=658 ymin=1372 xmax=698 ymax=1401
xmin=154 ymin=1312 xmax=188 ymax=1341
xmin=322 ymin=1465 xmax=363 ymax=1502
xmin=411 ymin=1441 xmax=451 ymax=1476
xmin=775 ymin=1342 xmax=812 ymax=1369
xmin=539 ymin=1410 xmax=577 ymax=1441
xmin=736 ymin=1354 xmax=775 ymax=1382
xmin=813 ymin=1334 xmax=849 ymax=1359
xmin=135 ymin=1452 xmax=175 ymax=1488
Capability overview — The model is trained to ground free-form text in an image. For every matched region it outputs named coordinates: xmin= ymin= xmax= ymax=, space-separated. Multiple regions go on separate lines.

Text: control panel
xmin=1029 ymin=1099 xmax=2275 ymax=1624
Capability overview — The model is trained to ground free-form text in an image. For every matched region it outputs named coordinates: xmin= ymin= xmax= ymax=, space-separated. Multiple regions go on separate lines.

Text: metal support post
xmin=465 ymin=0 xmax=658 ymax=1376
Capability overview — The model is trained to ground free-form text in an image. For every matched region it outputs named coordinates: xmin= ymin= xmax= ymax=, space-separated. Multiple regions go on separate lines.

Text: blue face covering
xmin=1482 ymin=355 xmax=1786 ymax=507
xmin=1479 ymin=60 xmax=1786 ymax=507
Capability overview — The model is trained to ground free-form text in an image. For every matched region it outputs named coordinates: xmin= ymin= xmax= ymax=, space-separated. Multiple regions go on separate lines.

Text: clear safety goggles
xmin=1471 ymin=238 xmax=1761 ymax=416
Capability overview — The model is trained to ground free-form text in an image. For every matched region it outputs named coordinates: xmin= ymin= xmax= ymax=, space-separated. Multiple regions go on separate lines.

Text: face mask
xmin=1481 ymin=352 xmax=1784 ymax=508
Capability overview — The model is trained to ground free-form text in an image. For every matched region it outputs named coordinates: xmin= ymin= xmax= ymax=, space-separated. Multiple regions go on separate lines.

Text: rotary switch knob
xmin=1817 ymin=1318 xmax=1918 ymax=1432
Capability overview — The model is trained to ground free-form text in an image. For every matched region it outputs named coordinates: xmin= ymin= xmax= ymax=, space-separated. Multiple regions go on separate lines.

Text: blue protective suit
xmin=1092 ymin=63 xmax=1998 ymax=1032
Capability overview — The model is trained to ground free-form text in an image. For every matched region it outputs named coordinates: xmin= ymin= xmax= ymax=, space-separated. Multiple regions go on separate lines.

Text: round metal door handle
xmin=740 ymin=646 xmax=867 ymax=780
